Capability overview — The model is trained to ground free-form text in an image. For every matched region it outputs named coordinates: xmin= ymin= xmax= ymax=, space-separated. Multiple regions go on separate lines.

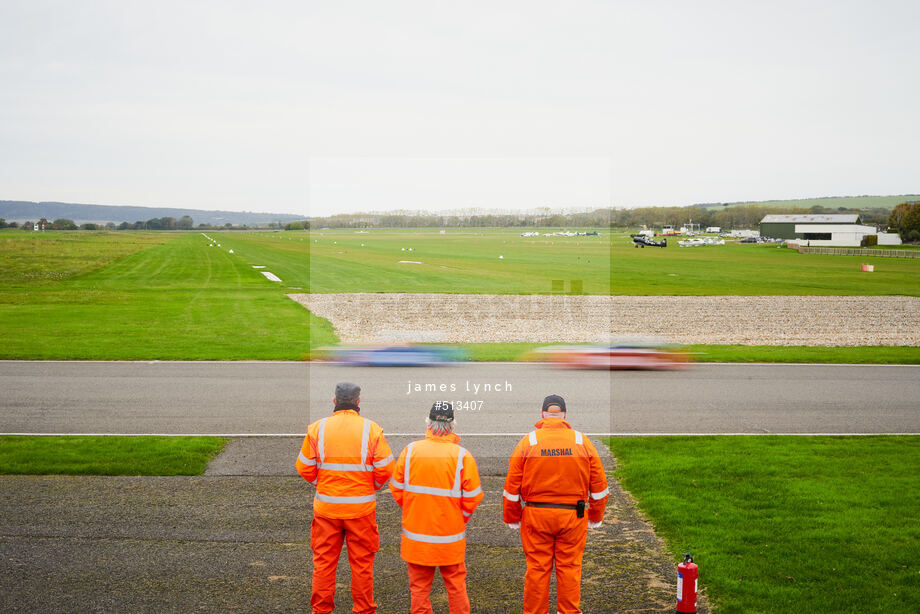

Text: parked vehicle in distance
xmin=631 ymin=234 xmax=668 ymax=248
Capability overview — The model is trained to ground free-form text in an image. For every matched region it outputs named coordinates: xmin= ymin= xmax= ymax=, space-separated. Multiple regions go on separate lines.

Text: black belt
xmin=524 ymin=500 xmax=586 ymax=518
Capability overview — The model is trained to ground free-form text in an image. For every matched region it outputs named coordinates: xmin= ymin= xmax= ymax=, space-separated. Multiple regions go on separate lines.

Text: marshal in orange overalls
xmin=390 ymin=429 xmax=484 ymax=613
xmin=503 ymin=416 xmax=609 ymax=614
xmin=297 ymin=406 xmax=394 ymax=614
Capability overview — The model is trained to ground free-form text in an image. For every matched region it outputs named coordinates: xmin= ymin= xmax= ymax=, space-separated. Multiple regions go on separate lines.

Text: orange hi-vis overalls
xmin=297 ymin=409 xmax=395 ymax=614
xmin=502 ymin=418 xmax=609 ymax=614
xmin=389 ymin=431 xmax=484 ymax=614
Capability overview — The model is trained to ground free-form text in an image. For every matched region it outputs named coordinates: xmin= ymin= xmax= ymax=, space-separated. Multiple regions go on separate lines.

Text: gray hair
xmin=426 ymin=416 xmax=455 ymax=436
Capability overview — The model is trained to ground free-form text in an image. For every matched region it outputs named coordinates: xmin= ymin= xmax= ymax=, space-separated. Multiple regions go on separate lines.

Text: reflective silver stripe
xmin=453 ymin=447 xmax=465 ymax=492
xmin=400 ymin=443 xmax=473 ymax=499
xmin=405 ymin=483 xmax=459 ymax=497
xmin=503 ymin=490 xmax=520 ymax=502
xmin=574 ymin=431 xmax=583 ymax=445
xmin=359 ymin=418 xmax=371 ymax=467
xmin=401 ymin=528 xmax=466 ymax=544
xmin=462 ymin=510 xmax=472 ymax=517
xmin=316 ymin=416 xmax=377 ymax=473
xmin=390 ymin=479 xmax=404 ymax=490
xmin=590 ymin=487 xmax=610 ymax=499
xmin=373 ymin=454 xmax=394 ymax=468
xmin=528 ymin=431 xmax=537 ymax=446
xmin=310 ymin=479 xmax=317 ymax=486
xmin=317 ymin=417 xmax=328 ymax=462
xmin=298 ymin=452 xmax=315 ymax=466
xmin=405 ymin=442 xmax=414 ymax=485
xmin=374 ymin=479 xmax=388 ymax=489
xmin=315 ymin=492 xmax=376 ymax=504
xmin=317 ymin=462 xmax=368 ymax=471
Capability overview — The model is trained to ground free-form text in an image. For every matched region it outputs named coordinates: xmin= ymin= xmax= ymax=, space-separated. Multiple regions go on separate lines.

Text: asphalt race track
xmin=2 ymin=360 xmax=918 ymax=613
xmin=2 ymin=361 xmax=918 ymax=435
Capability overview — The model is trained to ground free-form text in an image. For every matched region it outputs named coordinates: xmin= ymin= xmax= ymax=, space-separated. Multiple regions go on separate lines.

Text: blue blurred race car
xmin=321 ymin=345 xmax=467 ymax=366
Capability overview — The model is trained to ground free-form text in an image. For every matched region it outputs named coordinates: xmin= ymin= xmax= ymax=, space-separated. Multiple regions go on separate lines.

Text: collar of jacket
xmin=425 ymin=430 xmax=461 ymax=444
xmin=333 ymin=404 xmax=360 ymax=414
xmin=534 ymin=417 xmax=572 ymax=430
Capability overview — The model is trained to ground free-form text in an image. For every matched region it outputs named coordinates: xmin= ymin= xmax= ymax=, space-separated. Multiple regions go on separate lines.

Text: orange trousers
xmin=520 ymin=506 xmax=588 ymax=614
xmin=310 ymin=513 xmax=379 ymax=614
xmin=407 ymin=561 xmax=470 ymax=614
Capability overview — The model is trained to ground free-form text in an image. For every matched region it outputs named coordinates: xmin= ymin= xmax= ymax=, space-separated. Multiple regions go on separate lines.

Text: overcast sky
xmin=1 ymin=1 xmax=917 ymax=216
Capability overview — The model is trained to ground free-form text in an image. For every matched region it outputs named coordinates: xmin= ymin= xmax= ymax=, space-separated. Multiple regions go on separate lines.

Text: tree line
xmin=888 ymin=202 xmax=920 ymax=242
xmin=1 ymin=216 xmax=295 ymax=231
xmin=298 ymin=203 xmax=896 ymax=230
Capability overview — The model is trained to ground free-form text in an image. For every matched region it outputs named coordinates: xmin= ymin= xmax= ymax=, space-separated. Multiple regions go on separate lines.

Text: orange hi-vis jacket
xmin=502 ymin=418 xmax=609 ymax=524
xmin=389 ymin=431 xmax=484 ymax=566
xmin=296 ymin=409 xmax=395 ymax=519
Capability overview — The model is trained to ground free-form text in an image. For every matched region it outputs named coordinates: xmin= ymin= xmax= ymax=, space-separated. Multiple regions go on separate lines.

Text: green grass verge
xmin=688 ymin=344 xmax=920 ymax=364
xmin=420 ymin=343 xmax=920 ymax=364
xmin=454 ymin=343 xmax=547 ymax=361
xmin=0 ymin=436 xmax=228 ymax=475
xmin=607 ymin=436 xmax=920 ymax=613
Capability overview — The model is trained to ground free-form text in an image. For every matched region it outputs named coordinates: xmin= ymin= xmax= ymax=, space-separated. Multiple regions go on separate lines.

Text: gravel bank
xmin=290 ymin=294 xmax=920 ymax=346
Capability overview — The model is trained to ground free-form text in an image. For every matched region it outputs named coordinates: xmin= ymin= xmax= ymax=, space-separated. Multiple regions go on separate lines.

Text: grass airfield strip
xmin=2 ymin=228 xmax=920 ymax=361
xmin=304 ymin=227 xmax=920 ymax=295
xmin=0 ymin=230 xmax=330 ymax=360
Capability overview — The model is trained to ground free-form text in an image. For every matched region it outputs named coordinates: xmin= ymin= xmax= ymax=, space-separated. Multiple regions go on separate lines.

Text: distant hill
xmin=695 ymin=195 xmax=919 ymax=211
xmin=0 ymin=200 xmax=307 ymax=226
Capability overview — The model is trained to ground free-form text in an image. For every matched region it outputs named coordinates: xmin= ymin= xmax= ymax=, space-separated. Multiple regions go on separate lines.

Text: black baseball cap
xmin=542 ymin=394 xmax=566 ymax=413
xmin=429 ymin=401 xmax=454 ymax=422
xmin=335 ymin=382 xmax=361 ymax=403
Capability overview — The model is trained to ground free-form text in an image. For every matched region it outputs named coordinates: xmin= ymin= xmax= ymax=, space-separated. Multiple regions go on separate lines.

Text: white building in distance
xmin=760 ymin=214 xmax=879 ymax=247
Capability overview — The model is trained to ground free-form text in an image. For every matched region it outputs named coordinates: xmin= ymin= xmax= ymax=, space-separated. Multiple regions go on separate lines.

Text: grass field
xmin=303 ymin=228 xmax=920 ymax=295
xmin=607 ymin=436 xmax=920 ymax=613
xmin=305 ymin=228 xmax=612 ymax=294
xmin=0 ymin=436 xmax=227 ymax=475
xmin=698 ymin=194 xmax=920 ymax=211
xmin=2 ymin=228 xmax=918 ymax=360
xmin=608 ymin=233 xmax=920 ymax=295
xmin=0 ymin=230 xmax=333 ymax=360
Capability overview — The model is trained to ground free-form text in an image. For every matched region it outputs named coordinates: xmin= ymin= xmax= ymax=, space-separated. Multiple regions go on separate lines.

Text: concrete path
xmin=0 ymin=436 xmax=708 ymax=613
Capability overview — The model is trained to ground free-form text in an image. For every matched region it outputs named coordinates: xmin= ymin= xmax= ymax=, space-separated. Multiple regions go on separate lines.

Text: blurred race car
xmin=531 ymin=338 xmax=689 ymax=370
xmin=319 ymin=344 xmax=467 ymax=366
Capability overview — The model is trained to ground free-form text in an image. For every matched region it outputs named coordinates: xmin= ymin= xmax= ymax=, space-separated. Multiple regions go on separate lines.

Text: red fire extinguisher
xmin=677 ymin=553 xmax=698 ymax=613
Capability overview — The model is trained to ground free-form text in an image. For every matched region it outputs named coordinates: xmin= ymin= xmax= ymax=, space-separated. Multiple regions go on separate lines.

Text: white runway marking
xmin=260 ymin=271 xmax=282 ymax=282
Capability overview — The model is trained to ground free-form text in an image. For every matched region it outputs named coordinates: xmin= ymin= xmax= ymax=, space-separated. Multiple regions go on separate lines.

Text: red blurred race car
xmin=531 ymin=339 xmax=690 ymax=370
